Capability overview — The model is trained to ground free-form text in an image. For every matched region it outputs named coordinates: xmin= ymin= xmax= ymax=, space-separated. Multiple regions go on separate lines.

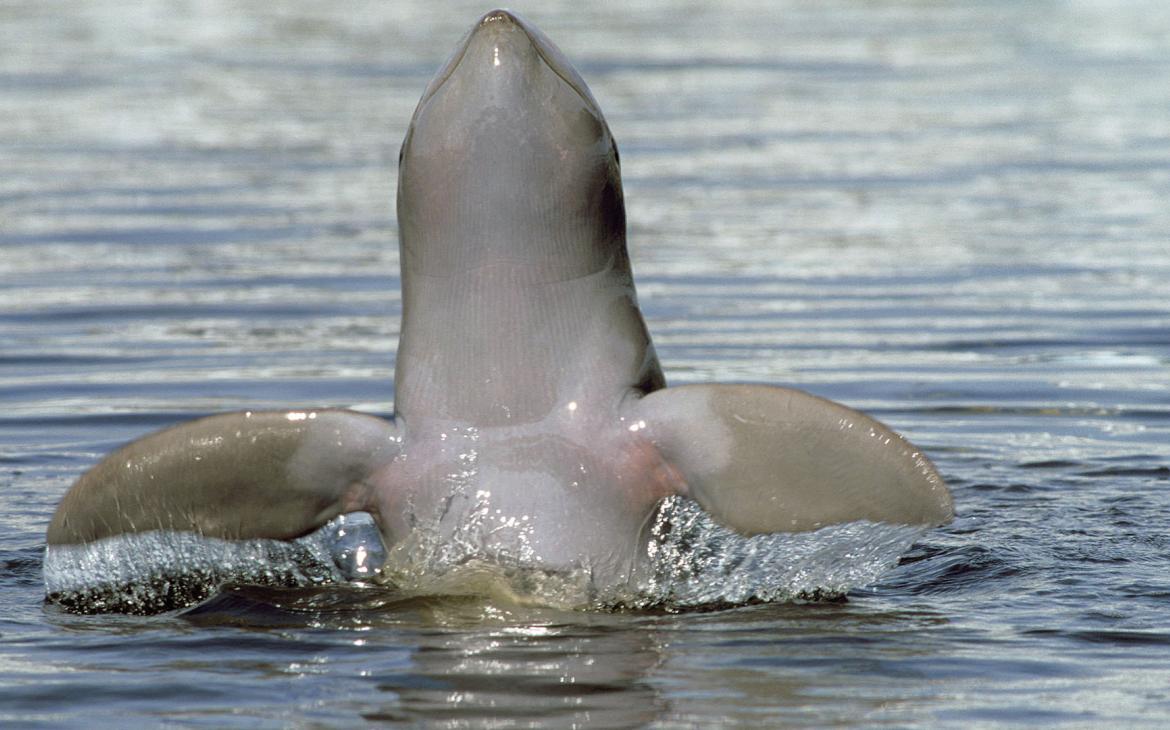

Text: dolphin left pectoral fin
xmin=47 ymin=409 xmax=403 ymax=546
xmin=629 ymin=384 xmax=953 ymax=535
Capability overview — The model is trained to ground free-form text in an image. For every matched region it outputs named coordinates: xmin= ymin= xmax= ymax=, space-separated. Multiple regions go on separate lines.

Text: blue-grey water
xmin=3 ymin=0 xmax=1170 ymax=726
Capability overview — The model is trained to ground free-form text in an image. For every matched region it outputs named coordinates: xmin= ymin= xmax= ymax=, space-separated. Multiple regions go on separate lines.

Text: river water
xmin=2 ymin=0 xmax=1169 ymax=726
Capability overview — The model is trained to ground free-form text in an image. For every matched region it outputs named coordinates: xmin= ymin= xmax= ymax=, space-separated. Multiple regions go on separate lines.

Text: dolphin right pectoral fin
xmin=629 ymin=384 xmax=953 ymax=535
xmin=47 ymin=409 xmax=403 ymax=546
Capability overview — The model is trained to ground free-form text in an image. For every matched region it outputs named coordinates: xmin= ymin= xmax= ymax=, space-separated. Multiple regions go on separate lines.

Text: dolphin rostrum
xmin=47 ymin=10 xmax=952 ymax=606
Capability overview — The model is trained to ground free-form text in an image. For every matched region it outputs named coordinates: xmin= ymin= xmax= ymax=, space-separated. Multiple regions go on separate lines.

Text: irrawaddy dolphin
xmin=47 ymin=10 xmax=952 ymax=606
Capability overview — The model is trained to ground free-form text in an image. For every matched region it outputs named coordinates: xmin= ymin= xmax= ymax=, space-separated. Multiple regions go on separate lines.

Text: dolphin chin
xmin=45 ymin=10 xmax=952 ymax=614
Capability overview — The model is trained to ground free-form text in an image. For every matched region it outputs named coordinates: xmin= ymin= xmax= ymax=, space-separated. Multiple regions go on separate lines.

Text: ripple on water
xmin=880 ymin=542 xmax=1027 ymax=597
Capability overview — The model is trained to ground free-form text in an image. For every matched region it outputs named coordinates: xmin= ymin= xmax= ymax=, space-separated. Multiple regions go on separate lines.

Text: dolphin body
xmin=47 ymin=10 xmax=952 ymax=607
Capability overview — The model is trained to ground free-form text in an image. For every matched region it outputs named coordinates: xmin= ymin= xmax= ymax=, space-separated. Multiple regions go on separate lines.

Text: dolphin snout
xmin=420 ymin=8 xmax=601 ymax=116
xmin=479 ymin=8 xmax=524 ymax=28
xmin=467 ymin=8 xmax=544 ymax=69
xmin=471 ymin=11 xmax=537 ymax=70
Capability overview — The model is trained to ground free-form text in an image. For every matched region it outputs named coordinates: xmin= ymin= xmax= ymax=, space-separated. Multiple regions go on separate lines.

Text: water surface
xmin=2 ymin=0 xmax=1169 ymax=726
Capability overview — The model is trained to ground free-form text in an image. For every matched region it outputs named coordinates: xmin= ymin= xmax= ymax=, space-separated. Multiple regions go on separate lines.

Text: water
xmin=2 ymin=0 xmax=1169 ymax=725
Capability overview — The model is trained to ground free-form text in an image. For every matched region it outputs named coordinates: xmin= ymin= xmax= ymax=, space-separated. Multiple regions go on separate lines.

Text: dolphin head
xmin=397 ymin=9 xmax=625 ymax=281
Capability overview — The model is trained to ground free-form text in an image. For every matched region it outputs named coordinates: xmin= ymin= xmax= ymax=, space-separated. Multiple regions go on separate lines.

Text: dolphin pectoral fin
xmin=629 ymin=384 xmax=953 ymax=534
xmin=47 ymin=409 xmax=403 ymax=545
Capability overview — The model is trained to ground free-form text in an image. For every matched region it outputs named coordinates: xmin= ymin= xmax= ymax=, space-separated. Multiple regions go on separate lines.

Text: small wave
xmin=2 ymin=547 xmax=47 ymax=587
xmin=1022 ymin=628 xmax=1170 ymax=647
xmin=882 ymin=543 xmax=1023 ymax=595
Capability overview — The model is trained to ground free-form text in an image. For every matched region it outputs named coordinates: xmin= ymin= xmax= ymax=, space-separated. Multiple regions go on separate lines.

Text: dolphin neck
xmin=393 ymin=258 xmax=662 ymax=427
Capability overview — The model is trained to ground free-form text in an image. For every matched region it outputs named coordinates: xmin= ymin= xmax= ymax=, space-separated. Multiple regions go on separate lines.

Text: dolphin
xmin=46 ymin=10 xmax=952 ymax=604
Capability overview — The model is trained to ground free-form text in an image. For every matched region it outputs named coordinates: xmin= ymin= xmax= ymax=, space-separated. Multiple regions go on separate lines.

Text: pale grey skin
xmin=47 ymin=10 xmax=952 ymax=591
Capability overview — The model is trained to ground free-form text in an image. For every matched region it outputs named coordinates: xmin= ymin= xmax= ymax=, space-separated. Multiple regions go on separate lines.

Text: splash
xmin=362 ymin=487 xmax=603 ymax=609
xmin=634 ymin=496 xmax=927 ymax=608
xmin=44 ymin=500 xmax=925 ymax=614
xmin=43 ymin=513 xmax=385 ymax=614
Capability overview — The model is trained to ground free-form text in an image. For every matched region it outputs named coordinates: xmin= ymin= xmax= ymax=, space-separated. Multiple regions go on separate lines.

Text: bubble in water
xmin=318 ymin=512 xmax=387 ymax=580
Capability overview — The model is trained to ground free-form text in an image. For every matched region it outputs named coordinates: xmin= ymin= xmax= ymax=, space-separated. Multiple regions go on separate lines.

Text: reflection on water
xmin=373 ymin=612 xmax=663 ymax=726
xmin=3 ymin=0 xmax=1170 ymax=726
